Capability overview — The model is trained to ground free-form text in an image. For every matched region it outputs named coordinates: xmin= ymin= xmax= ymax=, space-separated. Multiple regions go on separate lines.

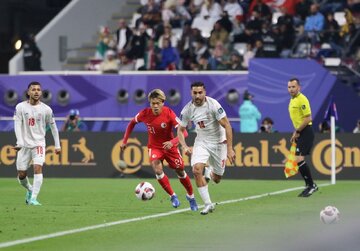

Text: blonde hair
xmin=148 ymin=89 xmax=166 ymax=102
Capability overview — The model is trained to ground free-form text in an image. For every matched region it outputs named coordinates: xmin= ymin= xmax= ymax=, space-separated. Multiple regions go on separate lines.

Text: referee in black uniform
xmin=288 ymin=78 xmax=318 ymax=197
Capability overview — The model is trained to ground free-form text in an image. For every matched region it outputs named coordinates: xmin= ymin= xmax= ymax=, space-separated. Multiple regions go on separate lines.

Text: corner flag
xmin=324 ymin=96 xmax=338 ymax=185
xmin=324 ymin=96 xmax=338 ymax=121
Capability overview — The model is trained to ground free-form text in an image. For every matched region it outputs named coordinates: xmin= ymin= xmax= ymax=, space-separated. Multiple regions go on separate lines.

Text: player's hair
xmin=289 ymin=78 xmax=300 ymax=85
xmin=148 ymin=89 xmax=166 ymax=102
xmin=26 ymin=81 xmax=41 ymax=98
xmin=191 ymin=81 xmax=205 ymax=89
xmin=28 ymin=81 xmax=41 ymax=89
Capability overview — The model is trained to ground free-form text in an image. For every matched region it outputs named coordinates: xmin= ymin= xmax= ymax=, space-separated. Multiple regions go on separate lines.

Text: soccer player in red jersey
xmin=121 ymin=89 xmax=198 ymax=211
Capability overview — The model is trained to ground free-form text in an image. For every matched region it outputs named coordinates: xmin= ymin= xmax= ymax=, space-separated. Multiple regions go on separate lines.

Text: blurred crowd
xmin=85 ymin=0 xmax=360 ymax=73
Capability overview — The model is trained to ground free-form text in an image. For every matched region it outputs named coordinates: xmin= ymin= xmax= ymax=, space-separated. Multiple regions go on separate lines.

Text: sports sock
xmin=18 ymin=176 xmax=33 ymax=191
xmin=198 ymin=185 xmax=212 ymax=205
xmin=156 ymin=173 xmax=174 ymax=196
xmin=31 ymin=173 xmax=43 ymax=200
xmin=178 ymin=172 xmax=193 ymax=197
xmin=298 ymin=161 xmax=314 ymax=187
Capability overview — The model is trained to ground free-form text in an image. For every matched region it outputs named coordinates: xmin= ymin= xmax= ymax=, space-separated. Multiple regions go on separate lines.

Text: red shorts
xmin=148 ymin=147 xmax=184 ymax=169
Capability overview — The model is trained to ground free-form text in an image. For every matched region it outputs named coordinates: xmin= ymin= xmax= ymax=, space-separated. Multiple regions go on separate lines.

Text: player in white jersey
xmin=177 ymin=81 xmax=236 ymax=215
xmin=13 ymin=82 xmax=61 ymax=206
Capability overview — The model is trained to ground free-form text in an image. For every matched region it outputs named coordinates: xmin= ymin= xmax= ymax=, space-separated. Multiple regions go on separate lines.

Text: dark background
xmin=0 ymin=0 xmax=71 ymax=73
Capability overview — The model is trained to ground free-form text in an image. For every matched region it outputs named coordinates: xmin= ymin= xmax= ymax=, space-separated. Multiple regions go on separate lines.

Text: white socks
xmin=31 ymin=174 xmax=43 ymax=200
xmin=198 ymin=185 xmax=212 ymax=205
xmin=18 ymin=176 xmax=32 ymax=192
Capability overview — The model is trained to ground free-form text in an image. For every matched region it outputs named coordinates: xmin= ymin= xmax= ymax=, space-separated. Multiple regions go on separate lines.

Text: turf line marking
xmin=0 ymin=183 xmax=331 ymax=249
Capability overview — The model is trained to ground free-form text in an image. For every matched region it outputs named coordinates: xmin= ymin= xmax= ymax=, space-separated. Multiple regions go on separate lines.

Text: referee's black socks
xmin=298 ymin=161 xmax=314 ymax=187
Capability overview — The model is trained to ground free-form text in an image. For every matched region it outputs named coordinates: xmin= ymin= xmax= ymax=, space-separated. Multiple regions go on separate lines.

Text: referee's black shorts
xmin=295 ymin=125 xmax=314 ymax=156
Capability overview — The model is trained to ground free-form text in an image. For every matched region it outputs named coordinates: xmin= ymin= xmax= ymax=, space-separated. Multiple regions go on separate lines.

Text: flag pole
xmin=330 ymin=115 xmax=336 ymax=184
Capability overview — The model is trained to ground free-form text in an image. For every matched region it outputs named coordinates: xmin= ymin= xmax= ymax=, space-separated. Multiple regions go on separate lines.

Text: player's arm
xmin=48 ymin=112 xmax=61 ymax=154
xmin=121 ymin=118 xmax=138 ymax=150
xmin=219 ymin=116 xmax=236 ymax=164
xmin=163 ymin=125 xmax=188 ymax=150
xmin=291 ymin=114 xmax=312 ymax=142
xmin=13 ymin=105 xmax=24 ymax=151
xmin=177 ymin=125 xmax=191 ymax=155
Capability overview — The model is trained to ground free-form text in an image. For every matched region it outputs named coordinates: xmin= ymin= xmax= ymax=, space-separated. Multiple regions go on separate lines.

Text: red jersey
xmin=135 ymin=106 xmax=178 ymax=149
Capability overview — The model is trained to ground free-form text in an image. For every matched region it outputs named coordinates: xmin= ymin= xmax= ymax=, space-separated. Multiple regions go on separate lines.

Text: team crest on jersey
xmin=152 ymin=154 xmax=157 ymax=158
xmin=218 ymin=108 xmax=224 ymax=114
xmin=301 ymin=105 xmax=306 ymax=110
xmin=161 ymin=122 xmax=167 ymax=128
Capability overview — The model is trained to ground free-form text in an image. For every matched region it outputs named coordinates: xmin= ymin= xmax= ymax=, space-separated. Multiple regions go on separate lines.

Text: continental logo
xmin=0 ymin=137 xmax=96 ymax=166
xmin=109 ymin=137 xmax=359 ymax=175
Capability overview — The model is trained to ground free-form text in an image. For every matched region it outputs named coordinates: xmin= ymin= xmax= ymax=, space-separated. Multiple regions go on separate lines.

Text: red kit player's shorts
xmin=148 ymin=147 xmax=184 ymax=169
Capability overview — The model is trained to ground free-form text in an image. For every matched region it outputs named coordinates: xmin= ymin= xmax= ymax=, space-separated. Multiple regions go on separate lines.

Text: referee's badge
xmin=301 ymin=105 xmax=306 ymax=110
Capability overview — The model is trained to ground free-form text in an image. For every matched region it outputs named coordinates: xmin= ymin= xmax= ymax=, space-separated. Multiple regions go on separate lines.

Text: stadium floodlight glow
xmin=117 ymin=89 xmax=129 ymax=104
xmin=57 ymin=89 xmax=70 ymax=106
xmin=168 ymin=89 xmax=181 ymax=106
xmin=15 ymin=40 xmax=22 ymax=50
xmin=133 ymin=89 xmax=146 ymax=104
xmin=226 ymin=89 xmax=239 ymax=105
xmin=42 ymin=90 xmax=52 ymax=105
xmin=4 ymin=89 xmax=18 ymax=106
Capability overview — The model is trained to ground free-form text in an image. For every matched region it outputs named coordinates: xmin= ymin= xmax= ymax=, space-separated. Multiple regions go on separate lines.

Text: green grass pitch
xmin=1 ymin=178 xmax=359 ymax=251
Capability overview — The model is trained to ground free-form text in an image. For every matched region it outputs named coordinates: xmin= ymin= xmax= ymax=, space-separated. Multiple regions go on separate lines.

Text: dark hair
xmin=191 ymin=81 xmax=205 ymax=89
xmin=262 ymin=117 xmax=274 ymax=125
xmin=28 ymin=81 xmax=41 ymax=89
xmin=289 ymin=78 xmax=300 ymax=85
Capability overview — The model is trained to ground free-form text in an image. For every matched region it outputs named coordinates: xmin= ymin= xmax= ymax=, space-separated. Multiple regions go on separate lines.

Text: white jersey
xmin=14 ymin=101 xmax=60 ymax=148
xmin=178 ymin=96 xmax=226 ymax=143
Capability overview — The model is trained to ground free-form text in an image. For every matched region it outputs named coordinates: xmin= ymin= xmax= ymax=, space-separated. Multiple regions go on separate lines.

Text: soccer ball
xmin=135 ymin=181 xmax=155 ymax=201
xmin=320 ymin=206 xmax=340 ymax=224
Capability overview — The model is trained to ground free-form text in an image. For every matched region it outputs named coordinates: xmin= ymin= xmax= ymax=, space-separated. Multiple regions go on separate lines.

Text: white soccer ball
xmin=135 ymin=181 xmax=155 ymax=201
xmin=320 ymin=206 xmax=340 ymax=224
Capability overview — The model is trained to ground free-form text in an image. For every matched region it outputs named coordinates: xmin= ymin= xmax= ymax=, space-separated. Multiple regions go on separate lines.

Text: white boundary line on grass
xmin=0 ymin=183 xmax=331 ymax=249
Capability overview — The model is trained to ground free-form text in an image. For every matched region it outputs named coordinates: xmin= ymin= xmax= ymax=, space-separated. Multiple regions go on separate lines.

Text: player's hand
xmin=162 ymin=141 xmax=173 ymax=150
xmin=227 ymin=148 xmax=236 ymax=164
xmin=13 ymin=145 xmax=22 ymax=151
xmin=120 ymin=143 xmax=127 ymax=151
xmin=183 ymin=146 xmax=192 ymax=155
xmin=55 ymin=148 xmax=61 ymax=154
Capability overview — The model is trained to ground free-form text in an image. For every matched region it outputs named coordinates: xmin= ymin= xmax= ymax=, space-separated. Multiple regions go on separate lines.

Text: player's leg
xmin=207 ymin=143 xmax=227 ymax=184
xmin=29 ymin=146 xmax=45 ymax=205
xmin=149 ymin=148 xmax=179 ymax=208
xmin=16 ymin=148 xmax=33 ymax=204
xmin=296 ymin=127 xmax=317 ymax=197
xmin=191 ymin=143 xmax=214 ymax=215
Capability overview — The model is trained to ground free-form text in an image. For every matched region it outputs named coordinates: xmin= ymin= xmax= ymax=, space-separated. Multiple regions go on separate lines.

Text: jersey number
xmin=147 ymin=126 xmax=155 ymax=134
xmin=28 ymin=118 xmax=35 ymax=126
xmin=197 ymin=121 xmax=206 ymax=128
xmin=36 ymin=146 xmax=43 ymax=155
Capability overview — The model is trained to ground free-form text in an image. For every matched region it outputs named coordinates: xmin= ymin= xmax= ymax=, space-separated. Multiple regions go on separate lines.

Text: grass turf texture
xmin=1 ymin=178 xmax=359 ymax=251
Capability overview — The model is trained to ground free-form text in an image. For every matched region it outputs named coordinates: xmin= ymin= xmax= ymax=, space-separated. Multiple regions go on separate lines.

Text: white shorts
xmin=16 ymin=146 xmax=45 ymax=171
xmin=191 ymin=141 xmax=227 ymax=176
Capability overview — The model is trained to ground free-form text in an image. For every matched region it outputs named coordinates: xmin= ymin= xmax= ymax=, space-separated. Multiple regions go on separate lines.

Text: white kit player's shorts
xmin=16 ymin=146 xmax=45 ymax=171
xmin=191 ymin=141 xmax=227 ymax=176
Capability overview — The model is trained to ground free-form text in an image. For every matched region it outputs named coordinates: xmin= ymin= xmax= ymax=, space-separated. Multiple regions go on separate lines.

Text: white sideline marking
xmin=0 ymin=183 xmax=331 ymax=249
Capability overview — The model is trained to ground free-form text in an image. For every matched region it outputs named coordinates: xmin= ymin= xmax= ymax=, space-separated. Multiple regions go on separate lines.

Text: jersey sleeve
xmin=212 ymin=99 xmax=227 ymax=121
xmin=168 ymin=108 xmax=179 ymax=128
xmin=301 ymin=96 xmax=312 ymax=116
xmin=177 ymin=105 xmax=190 ymax=128
xmin=14 ymin=104 xmax=24 ymax=147
xmin=134 ymin=109 xmax=145 ymax=123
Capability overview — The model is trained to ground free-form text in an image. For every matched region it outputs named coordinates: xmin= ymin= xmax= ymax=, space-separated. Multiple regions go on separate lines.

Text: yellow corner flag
xmin=284 ymin=143 xmax=298 ymax=178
